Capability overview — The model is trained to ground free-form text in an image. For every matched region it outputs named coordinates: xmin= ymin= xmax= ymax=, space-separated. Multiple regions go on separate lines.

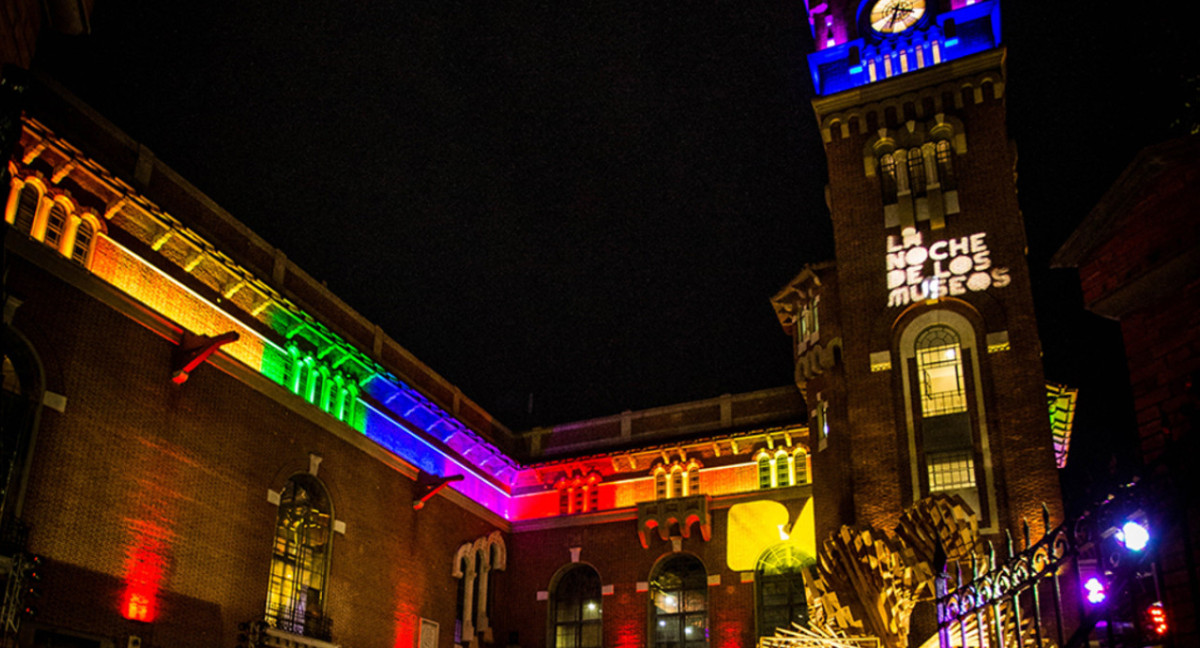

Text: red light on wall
xmin=124 ymin=592 xmax=155 ymax=622
xmin=120 ymin=521 xmax=172 ymax=623
xmin=1146 ymin=602 xmax=1168 ymax=636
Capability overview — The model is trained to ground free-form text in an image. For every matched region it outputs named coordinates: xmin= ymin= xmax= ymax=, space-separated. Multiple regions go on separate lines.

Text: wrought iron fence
xmin=936 ymin=479 xmax=1162 ymax=648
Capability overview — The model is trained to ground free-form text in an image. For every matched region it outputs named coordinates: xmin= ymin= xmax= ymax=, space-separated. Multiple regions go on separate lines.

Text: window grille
xmin=916 ymin=326 xmax=968 ymax=416
xmin=756 ymin=544 xmax=810 ymax=638
xmin=927 ymin=451 xmax=976 ymax=491
xmin=13 ymin=185 xmax=38 ymax=235
xmin=553 ymin=566 xmax=602 ymax=648
xmin=651 ymin=555 xmax=708 ymax=648
xmin=758 ymin=454 xmax=773 ymax=489
xmin=265 ymin=475 xmax=332 ymax=638
xmin=44 ymin=204 xmax=67 ymax=249
xmin=71 ymin=220 xmax=94 ymax=265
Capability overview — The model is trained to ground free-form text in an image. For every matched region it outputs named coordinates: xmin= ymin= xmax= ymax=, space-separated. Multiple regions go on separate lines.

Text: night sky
xmin=31 ymin=2 xmax=1192 ymax=494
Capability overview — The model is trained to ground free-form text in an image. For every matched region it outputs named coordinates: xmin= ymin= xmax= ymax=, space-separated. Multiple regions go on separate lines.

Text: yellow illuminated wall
xmin=725 ymin=499 xmax=815 ymax=572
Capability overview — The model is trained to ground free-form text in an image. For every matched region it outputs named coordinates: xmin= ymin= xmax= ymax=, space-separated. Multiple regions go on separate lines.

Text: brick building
xmin=1053 ymin=134 xmax=1200 ymax=646
xmin=3 ymin=1 xmax=1066 ymax=648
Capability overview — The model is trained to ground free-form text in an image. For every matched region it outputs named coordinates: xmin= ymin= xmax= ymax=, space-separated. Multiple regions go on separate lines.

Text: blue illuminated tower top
xmin=803 ymin=0 xmax=1001 ymax=96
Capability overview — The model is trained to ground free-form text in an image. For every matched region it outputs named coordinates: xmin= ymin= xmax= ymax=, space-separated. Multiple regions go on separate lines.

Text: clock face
xmin=869 ymin=0 xmax=926 ymax=34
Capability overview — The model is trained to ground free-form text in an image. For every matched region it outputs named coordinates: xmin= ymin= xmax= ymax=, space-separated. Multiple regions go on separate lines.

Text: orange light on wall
xmin=90 ymin=235 xmax=267 ymax=371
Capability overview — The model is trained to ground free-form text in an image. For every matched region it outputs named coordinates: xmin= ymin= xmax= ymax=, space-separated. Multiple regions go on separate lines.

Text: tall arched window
xmin=757 ymin=453 xmax=772 ymax=489
xmin=651 ymin=555 xmax=707 ymax=648
xmin=774 ymin=450 xmax=790 ymax=488
xmin=13 ymin=185 xmax=39 ymax=235
xmin=670 ymin=466 xmax=684 ymax=499
xmin=880 ymin=153 xmax=898 ymax=203
xmin=915 ymin=326 xmax=967 ymax=416
xmin=553 ymin=565 xmax=602 ymax=648
xmin=44 ymin=203 xmax=67 ymax=250
xmin=655 ymin=466 xmax=668 ymax=500
xmin=936 ymin=140 xmax=956 ymax=189
xmin=266 ymin=474 xmax=333 ymax=637
xmin=901 ymin=313 xmax=990 ymax=524
xmin=70 ymin=218 xmax=95 ymax=266
xmin=756 ymin=544 xmax=810 ymax=638
xmin=793 ymin=449 xmax=809 ymax=485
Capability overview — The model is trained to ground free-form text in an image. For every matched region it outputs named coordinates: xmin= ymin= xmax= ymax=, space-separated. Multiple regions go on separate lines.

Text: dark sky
xmin=32 ymin=1 xmax=1191 ymax=490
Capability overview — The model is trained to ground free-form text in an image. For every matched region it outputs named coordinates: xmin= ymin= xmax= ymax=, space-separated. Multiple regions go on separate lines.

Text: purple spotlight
xmin=1084 ymin=577 xmax=1106 ymax=604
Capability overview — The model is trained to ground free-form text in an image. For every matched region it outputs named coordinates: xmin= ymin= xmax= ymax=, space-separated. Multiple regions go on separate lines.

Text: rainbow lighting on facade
xmin=12 ymin=116 xmax=822 ymax=526
xmin=803 ymin=0 xmax=1002 ymax=96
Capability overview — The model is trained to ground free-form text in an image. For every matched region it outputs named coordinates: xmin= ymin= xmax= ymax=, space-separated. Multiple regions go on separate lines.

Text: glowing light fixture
xmin=1147 ymin=602 xmax=1168 ymax=636
xmin=1084 ymin=577 xmax=1106 ymax=605
xmin=1117 ymin=521 xmax=1150 ymax=552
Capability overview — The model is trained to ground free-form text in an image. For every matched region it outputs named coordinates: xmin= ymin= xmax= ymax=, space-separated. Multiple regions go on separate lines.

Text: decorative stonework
xmin=636 ymin=495 xmax=711 ymax=549
xmin=452 ymin=531 xmax=507 ymax=648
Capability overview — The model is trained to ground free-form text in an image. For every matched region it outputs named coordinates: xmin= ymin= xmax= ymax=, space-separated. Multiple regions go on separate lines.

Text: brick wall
xmin=815 ymin=74 xmax=1062 ymax=537
xmin=8 ymin=257 xmax=500 ymax=648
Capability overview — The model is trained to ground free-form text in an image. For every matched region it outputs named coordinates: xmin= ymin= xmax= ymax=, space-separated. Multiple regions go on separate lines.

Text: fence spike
xmin=986 ymin=540 xmax=996 ymax=570
xmin=1041 ymin=502 xmax=1051 ymax=535
xmin=1022 ymin=518 xmax=1031 ymax=550
xmin=1005 ymin=528 xmax=1014 ymax=559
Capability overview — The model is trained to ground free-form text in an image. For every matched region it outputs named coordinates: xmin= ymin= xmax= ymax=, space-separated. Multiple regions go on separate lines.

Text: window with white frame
xmin=916 ymin=326 xmax=968 ymax=416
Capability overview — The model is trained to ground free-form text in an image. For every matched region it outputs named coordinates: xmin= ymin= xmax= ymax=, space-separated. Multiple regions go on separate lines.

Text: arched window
xmin=558 ymin=480 xmax=571 ymax=514
xmin=572 ymin=478 xmax=585 ymax=513
xmin=915 ymin=326 xmax=967 ymax=416
xmin=651 ymin=555 xmax=708 ymax=648
xmin=266 ymin=474 xmax=333 ymax=637
xmin=655 ymin=466 xmax=668 ymax=500
xmin=70 ymin=218 xmax=95 ymax=266
xmin=670 ymin=466 xmax=684 ymax=499
xmin=757 ymin=453 xmax=772 ymax=489
xmin=774 ymin=450 xmax=790 ymax=488
xmin=880 ymin=153 xmax=898 ymax=203
xmin=756 ymin=544 xmax=810 ymax=638
xmin=793 ymin=449 xmax=809 ymax=485
xmin=44 ymin=203 xmax=67 ymax=250
xmin=12 ymin=184 xmax=39 ymax=235
xmin=900 ymin=312 xmax=990 ymax=524
xmin=553 ymin=565 xmax=602 ymax=648
xmin=587 ymin=472 xmax=600 ymax=512
xmin=936 ymin=140 xmax=955 ymax=189
xmin=686 ymin=460 xmax=700 ymax=497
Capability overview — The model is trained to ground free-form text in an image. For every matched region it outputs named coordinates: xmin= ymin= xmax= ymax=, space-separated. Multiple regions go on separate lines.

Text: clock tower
xmin=773 ymin=0 xmax=1062 ymax=539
